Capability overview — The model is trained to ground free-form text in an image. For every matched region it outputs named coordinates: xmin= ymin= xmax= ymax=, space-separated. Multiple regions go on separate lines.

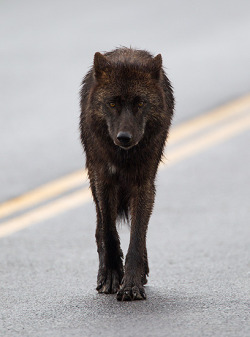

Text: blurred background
xmin=1 ymin=2 xmax=250 ymax=335
xmin=1 ymin=0 xmax=250 ymax=202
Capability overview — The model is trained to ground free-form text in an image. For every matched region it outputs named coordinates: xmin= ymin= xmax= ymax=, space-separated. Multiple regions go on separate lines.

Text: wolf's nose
xmin=117 ymin=131 xmax=132 ymax=144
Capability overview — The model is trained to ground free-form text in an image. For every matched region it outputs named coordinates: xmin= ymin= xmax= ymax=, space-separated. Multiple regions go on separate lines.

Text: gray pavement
xmin=1 ymin=1 xmax=250 ymax=336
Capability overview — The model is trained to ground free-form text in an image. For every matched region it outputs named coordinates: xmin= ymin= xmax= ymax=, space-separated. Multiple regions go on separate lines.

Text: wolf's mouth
xmin=119 ymin=145 xmax=133 ymax=150
xmin=115 ymin=141 xmax=139 ymax=150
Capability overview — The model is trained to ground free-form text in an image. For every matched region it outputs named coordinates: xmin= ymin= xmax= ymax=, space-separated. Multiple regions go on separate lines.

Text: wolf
xmin=80 ymin=47 xmax=174 ymax=301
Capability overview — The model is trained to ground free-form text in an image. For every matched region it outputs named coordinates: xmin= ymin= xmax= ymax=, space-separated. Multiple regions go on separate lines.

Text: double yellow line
xmin=1 ymin=94 xmax=250 ymax=238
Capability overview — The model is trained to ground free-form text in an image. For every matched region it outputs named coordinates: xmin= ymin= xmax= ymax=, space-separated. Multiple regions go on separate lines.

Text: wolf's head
xmin=90 ymin=50 xmax=166 ymax=150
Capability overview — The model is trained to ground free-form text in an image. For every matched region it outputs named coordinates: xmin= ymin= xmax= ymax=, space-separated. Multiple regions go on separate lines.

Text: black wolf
xmin=80 ymin=47 xmax=174 ymax=301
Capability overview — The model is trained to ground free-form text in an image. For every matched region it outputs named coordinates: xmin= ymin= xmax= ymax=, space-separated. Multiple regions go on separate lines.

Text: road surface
xmin=0 ymin=1 xmax=250 ymax=336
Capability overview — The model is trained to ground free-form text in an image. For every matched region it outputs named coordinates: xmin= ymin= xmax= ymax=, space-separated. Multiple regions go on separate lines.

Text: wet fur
xmin=80 ymin=47 xmax=174 ymax=301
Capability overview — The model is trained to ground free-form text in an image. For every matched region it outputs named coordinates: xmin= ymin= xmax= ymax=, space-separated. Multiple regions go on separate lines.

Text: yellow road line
xmin=169 ymin=94 xmax=250 ymax=143
xmin=0 ymin=189 xmax=91 ymax=238
xmin=162 ymin=112 xmax=250 ymax=167
xmin=0 ymin=170 xmax=88 ymax=219
xmin=1 ymin=111 xmax=250 ymax=239
xmin=1 ymin=94 xmax=250 ymax=221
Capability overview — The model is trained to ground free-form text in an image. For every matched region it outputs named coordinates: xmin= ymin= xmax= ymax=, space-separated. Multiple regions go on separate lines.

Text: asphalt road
xmin=1 ymin=1 xmax=250 ymax=336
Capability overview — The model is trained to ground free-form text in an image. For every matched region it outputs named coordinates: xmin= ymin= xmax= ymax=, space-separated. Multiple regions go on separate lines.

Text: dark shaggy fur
xmin=80 ymin=47 xmax=174 ymax=301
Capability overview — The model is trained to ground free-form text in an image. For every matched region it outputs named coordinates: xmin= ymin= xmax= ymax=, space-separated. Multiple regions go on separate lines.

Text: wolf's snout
xmin=117 ymin=131 xmax=132 ymax=145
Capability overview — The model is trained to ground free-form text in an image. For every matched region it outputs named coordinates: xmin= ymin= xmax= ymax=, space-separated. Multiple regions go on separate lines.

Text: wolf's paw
xmin=96 ymin=269 xmax=122 ymax=294
xmin=117 ymin=284 xmax=146 ymax=301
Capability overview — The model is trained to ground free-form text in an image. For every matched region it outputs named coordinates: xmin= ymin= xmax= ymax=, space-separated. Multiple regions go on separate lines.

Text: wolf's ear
xmin=150 ymin=54 xmax=162 ymax=80
xmin=94 ymin=52 xmax=110 ymax=79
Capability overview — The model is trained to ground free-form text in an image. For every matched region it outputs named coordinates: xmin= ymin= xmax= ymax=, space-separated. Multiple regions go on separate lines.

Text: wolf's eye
xmin=109 ymin=102 xmax=116 ymax=108
xmin=138 ymin=101 xmax=144 ymax=107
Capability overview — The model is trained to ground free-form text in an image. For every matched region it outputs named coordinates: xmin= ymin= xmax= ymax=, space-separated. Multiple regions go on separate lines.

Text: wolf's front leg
xmin=117 ymin=182 xmax=155 ymax=301
xmin=94 ymin=182 xmax=124 ymax=294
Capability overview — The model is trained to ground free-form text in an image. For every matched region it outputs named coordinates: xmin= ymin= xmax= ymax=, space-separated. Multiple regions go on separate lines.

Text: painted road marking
xmin=1 ymin=111 xmax=250 ymax=238
xmin=0 ymin=171 xmax=88 ymax=219
xmin=168 ymin=94 xmax=250 ymax=144
xmin=1 ymin=94 xmax=250 ymax=221
xmin=0 ymin=189 xmax=91 ymax=238
xmin=162 ymin=112 xmax=250 ymax=166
